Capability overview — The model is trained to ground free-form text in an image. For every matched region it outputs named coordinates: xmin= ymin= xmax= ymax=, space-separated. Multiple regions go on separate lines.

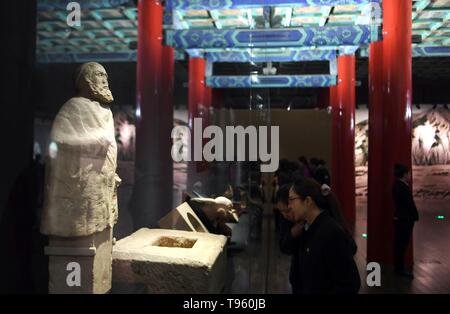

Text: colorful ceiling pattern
xmin=206 ymin=74 xmax=337 ymax=87
xmin=36 ymin=0 xmax=449 ymax=86
xmin=36 ymin=1 xmax=448 ymax=61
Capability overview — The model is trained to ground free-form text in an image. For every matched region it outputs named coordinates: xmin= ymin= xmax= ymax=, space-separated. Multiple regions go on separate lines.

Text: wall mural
xmin=355 ymin=108 xmax=450 ymax=200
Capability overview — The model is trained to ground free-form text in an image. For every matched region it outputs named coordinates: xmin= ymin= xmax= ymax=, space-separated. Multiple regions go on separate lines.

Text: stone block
xmin=45 ymin=227 xmax=113 ymax=294
xmin=112 ymin=228 xmax=227 ymax=293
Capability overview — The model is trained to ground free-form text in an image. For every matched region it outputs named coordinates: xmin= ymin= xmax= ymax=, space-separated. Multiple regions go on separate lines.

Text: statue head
xmin=74 ymin=62 xmax=114 ymax=104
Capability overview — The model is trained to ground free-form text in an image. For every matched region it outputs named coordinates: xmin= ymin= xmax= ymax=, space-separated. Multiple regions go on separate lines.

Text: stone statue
xmin=41 ymin=62 xmax=121 ymax=294
xmin=188 ymin=197 xmax=239 ymax=237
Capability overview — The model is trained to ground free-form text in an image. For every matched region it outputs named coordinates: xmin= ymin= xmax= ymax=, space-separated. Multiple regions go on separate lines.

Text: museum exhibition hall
xmin=0 ymin=0 xmax=449 ymax=295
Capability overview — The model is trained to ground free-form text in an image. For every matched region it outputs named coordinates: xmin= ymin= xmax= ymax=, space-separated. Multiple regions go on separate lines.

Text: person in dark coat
xmin=288 ymin=177 xmax=360 ymax=294
xmin=392 ymin=163 xmax=419 ymax=278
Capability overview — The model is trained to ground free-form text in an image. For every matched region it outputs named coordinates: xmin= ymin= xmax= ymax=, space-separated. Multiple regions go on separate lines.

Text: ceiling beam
xmin=206 ymin=75 xmax=337 ymax=88
xmin=206 ymin=48 xmax=337 ymax=62
xmin=165 ymin=25 xmax=379 ymax=49
xmin=172 ymin=0 xmax=380 ymax=11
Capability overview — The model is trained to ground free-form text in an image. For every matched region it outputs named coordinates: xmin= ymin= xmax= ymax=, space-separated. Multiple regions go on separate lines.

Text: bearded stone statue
xmin=41 ymin=62 xmax=121 ymax=294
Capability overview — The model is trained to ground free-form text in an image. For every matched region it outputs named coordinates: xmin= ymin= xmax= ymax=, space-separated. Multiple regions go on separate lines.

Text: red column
xmin=188 ymin=57 xmax=207 ymax=181
xmin=132 ymin=0 xmax=174 ymax=228
xmin=367 ymin=41 xmax=387 ymax=263
xmin=330 ymin=85 xmax=341 ymax=200
xmin=336 ymin=55 xmax=356 ymax=226
xmin=331 ymin=58 xmax=356 ymax=227
xmin=368 ymin=0 xmax=413 ymax=266
xmin=188 ymin=57 xmax=205 ymax=129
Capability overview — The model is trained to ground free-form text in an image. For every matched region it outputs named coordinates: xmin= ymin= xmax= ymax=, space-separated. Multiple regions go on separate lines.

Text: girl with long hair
xmin=288 ymin=177 xmax=360 ymax=294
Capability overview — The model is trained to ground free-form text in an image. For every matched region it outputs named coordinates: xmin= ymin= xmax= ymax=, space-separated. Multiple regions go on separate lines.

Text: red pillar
xmin=368 ymin=0 xmax=413 ymax=266
xmin=188 ymin=57 xmax=207 ymax=181
xmin=367 ymin=41 xmax=387 ymax=263
xmin=132 ymin=0 xmax=174 ymax=228
xmin=188 ymin=57 xmax=205 ymax=129
xmin=332 ymin=57 xmax=356 ymax=228
xmin=330 ymin=84 xmax=341 ymax=200
xmin=337 ymin=55 xmax=356 ymax=226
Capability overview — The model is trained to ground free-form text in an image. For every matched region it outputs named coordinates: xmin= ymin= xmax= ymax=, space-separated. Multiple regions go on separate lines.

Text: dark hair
xmin=290 ymin=177 xmax=351 ymax=236
xmin=275 ymin=170 xmax=294 ymax=187
xmin=289 ymin=161 xmax=299 ymax=172
xmin=276 ymin=184 xmax=291 ymax=205
xmin=394 ymin=163 xmax=409 ymax=179
xmin=291 ymin=177 xmax=327 ymax=209
xmin=310 ymin=158 xmax=319 ymax=166
xmin=298 ymin=156 xmax=309 ymax=166
xmin=278 ymin=159 xmax=290 ymax=172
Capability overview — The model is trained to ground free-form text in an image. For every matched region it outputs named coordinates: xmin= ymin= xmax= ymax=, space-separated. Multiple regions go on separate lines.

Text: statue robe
xmin=41 ymin=97 xmax=120 ymax=237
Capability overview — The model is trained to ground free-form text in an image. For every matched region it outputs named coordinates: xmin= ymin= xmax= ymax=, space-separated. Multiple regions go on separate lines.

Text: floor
xmin=225 ymin=198 xmax=450 ymax=294
xmin=225 ymin=204 xmax=292 ymax=294
xmin=357 ymin=198 xmax=450 ymax=294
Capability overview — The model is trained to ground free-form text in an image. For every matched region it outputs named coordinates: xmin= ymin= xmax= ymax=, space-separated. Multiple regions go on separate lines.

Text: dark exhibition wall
xmin=0 ymin=0 xmax=37 ymax=293
xmin=33 ymin=58 xmax=450 ymax=116
xmin=34 ymin=62 xmax=137 ymax=117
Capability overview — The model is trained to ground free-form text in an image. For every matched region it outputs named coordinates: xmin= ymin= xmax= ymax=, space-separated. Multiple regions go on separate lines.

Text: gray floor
xmin=225 ymin=205 xmax=292 ymax=294
xmin=357 ymin=198 xmax=450 ymax=294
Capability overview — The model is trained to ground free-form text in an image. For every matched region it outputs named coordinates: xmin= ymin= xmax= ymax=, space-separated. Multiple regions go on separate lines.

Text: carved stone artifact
xmin=41 ymin=62 xmax=120 ymax=294
xmin=112 ymin=228 xmax=228 ymax=293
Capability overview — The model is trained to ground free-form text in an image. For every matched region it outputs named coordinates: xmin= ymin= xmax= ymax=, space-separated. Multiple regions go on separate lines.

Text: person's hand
xmin=291 ymin=221 xmax=305 ymax=238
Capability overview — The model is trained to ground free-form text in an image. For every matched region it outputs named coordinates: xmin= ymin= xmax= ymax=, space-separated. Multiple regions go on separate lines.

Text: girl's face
xmin=288 ymin=187 xmax=310 ymax=222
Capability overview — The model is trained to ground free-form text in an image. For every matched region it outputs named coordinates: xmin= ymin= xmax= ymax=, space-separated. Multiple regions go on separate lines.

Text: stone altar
xmin=112 ymin=228 xmax=227 ymax=293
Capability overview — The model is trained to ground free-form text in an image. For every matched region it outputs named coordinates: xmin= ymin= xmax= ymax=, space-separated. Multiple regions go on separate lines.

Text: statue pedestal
xmin=45 ymin=227 xmax=113 ymax=294
xmin=112 ymin=228 xmax=227 ymax=293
